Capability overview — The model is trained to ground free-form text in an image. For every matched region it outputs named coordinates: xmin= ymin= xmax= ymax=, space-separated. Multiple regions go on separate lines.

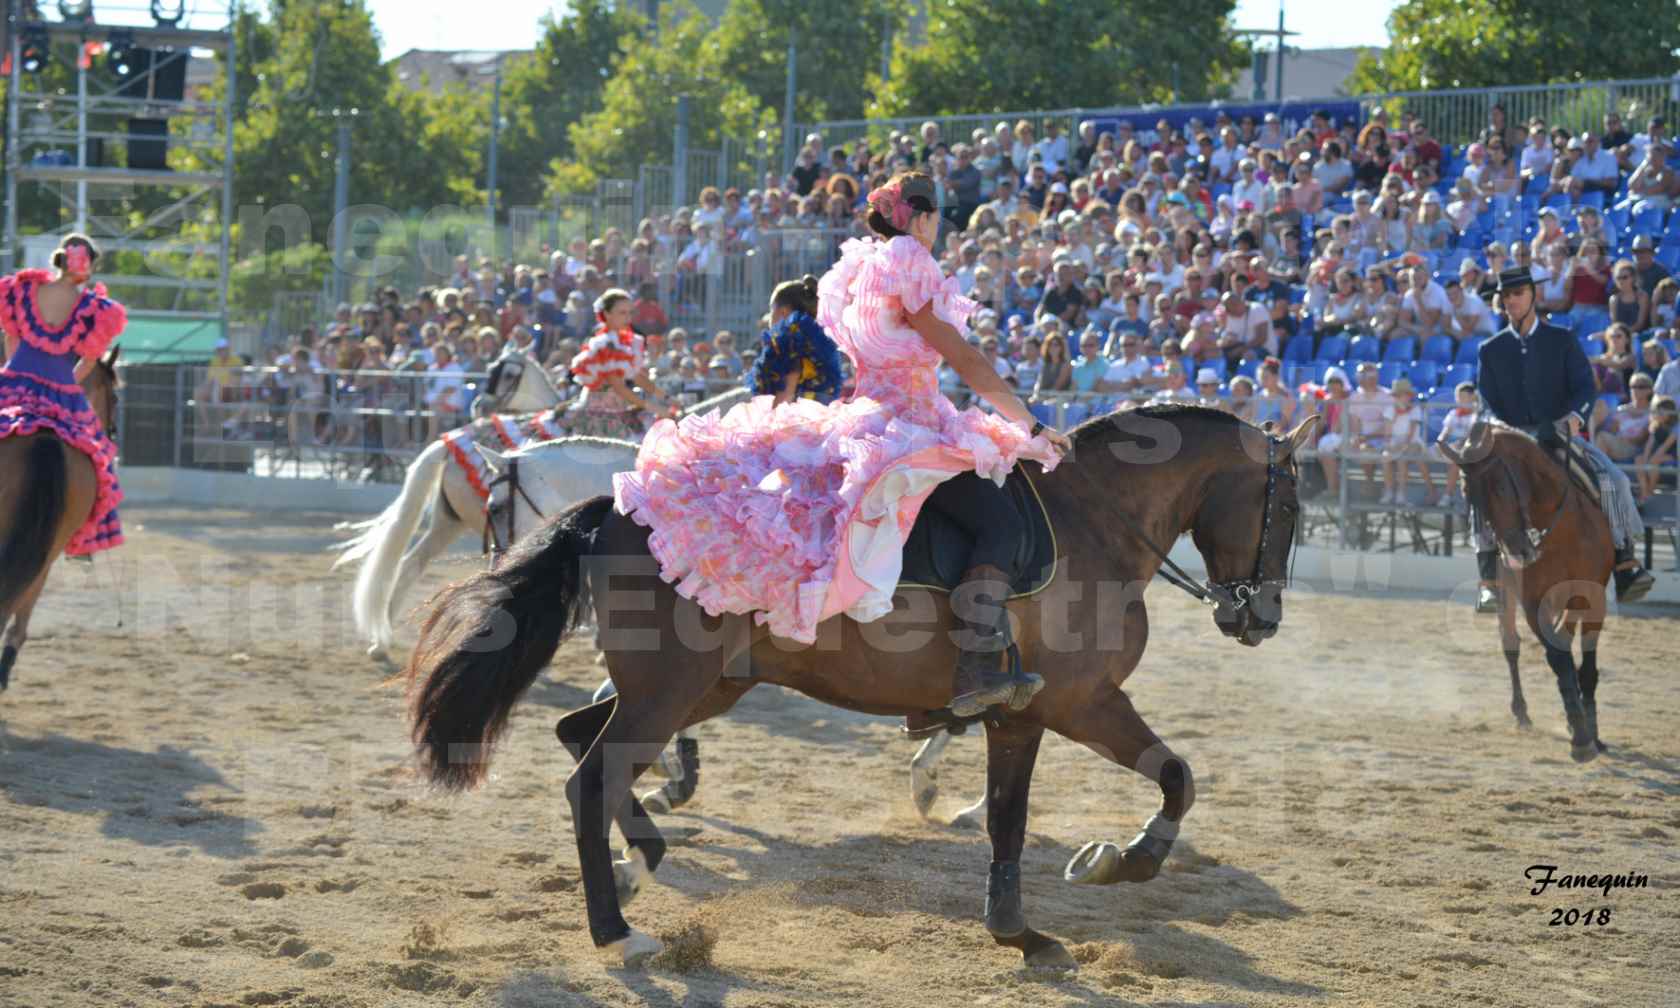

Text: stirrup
xmin=950 ymin=643 xmax=1043 ymax=719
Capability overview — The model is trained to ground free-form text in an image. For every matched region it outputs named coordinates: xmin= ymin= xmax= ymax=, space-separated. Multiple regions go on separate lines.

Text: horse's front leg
xmin=980 ymin=719 xmax=1072 ymax=969
xmin=1498 ymin=582 xmax=1529 ymax=728
xmin=1578 ymin=620 xmax=1606 ymax=753
xmin=1057 ymin=686 xmax=1194 ymax=885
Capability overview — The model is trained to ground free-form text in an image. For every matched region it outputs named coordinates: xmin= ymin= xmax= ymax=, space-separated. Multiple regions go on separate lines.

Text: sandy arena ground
xmin=0 ymin=506 xmax=1675 ymax=1007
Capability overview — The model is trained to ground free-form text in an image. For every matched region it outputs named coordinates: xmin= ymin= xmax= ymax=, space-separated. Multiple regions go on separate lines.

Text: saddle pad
xmin=895 ymin=466 xmax=1056 ymax=599
xmin=440 ymin=412 xmax=569 ymax=502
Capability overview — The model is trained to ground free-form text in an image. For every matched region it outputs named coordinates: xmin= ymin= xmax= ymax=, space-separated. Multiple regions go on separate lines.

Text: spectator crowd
xmin=213 ymin=102 xmax=1680 ymax=507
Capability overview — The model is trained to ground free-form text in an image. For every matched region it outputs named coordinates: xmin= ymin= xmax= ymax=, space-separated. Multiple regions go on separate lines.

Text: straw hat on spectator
xmin=1195 ymin=367 xmax=1221 ymax=387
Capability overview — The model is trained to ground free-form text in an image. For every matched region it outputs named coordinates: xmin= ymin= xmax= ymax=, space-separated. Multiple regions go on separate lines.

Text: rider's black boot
xmin=949 ymin=565 xmax=1043 ymax=718
xmin=1613 ymin=542 xmax=1655 ymax=603
xmin=1474 ymin=549 xmax=1501 ymax=613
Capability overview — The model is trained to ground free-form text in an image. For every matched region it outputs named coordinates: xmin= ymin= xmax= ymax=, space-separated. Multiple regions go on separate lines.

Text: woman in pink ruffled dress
xmin=0 ymin=234 xmax=126 ymax=555
xmin=616 ymin=173 xmax=1072 ymax=716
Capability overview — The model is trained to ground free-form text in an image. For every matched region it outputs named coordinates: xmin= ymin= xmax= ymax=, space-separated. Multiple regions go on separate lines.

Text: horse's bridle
xmin=482 ymin=457 xmax=545 ymax=568
xmin=1105 ymin=436 xmax=1298 ymax=612
xmin=1479 ymin=451 xmax=1572 ymax=557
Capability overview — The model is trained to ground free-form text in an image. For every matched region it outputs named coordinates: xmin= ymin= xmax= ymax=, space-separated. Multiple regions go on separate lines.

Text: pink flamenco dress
xmin=614 ymin=235 xmax=1061 ymax=644
xmin=0 ymin=269 xmax=127 ymax=554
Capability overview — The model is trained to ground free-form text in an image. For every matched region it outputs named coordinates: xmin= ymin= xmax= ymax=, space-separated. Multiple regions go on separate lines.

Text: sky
xmin=353 ymin=0 xmax=1401 ymax=61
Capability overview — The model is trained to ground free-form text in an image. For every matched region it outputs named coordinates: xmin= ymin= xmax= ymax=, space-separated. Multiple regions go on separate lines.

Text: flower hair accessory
xmin=867 ymin=181 xmax=914 ymax=231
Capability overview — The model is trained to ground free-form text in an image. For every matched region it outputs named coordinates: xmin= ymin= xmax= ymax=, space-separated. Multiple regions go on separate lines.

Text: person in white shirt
xmin=1436 ymin=381 xmax=1480 ymax=506
xmin=1444 ymin=279 xmax=1496 ymax=341
xmin=1217 ymin=291 xmax=1273 ymax=365
xmin=1568 ymin=132 xmax=1620 ymax=197
xmin=1210 ymin=128 xmax=1242 ymax=184
xmin=1099 ymin=332 xmax=1153 ymax=398
xmin=1398 ymin=264 xmax=1451 ymax=339
xmin=1378 ymin=377 xmax=1434 ymax=504
xmin=1150 ymin=362 xmax=1197 ymax=402
xmin=1519 ymin=125 xmax=1554 ymax=186
xmin=1232 ymin=159 xmax=1270 ymax=214
xmin=426 ymin=343 xmax=465 ymax=440
xmin=1035 ymin=121 xmax=1068 ymax=177
xmin=1313 ymin=140 xmax=1354 ymax=196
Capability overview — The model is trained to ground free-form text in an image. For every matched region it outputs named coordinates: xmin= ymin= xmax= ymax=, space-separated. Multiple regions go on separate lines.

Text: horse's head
xmin=1190 ymin=414 xmax=1317 ymax=647
xmin=81 ymin=345 xmax=121 ymax=438
xmin=484 ymin=346 xmax=563 ymax=416
xmin=1438 ymin=420 xmax=1549 ymax=569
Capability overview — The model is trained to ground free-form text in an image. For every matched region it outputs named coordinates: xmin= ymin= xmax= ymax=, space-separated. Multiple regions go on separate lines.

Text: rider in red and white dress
xmin=565 ymin=290 xmax=674 ymax=439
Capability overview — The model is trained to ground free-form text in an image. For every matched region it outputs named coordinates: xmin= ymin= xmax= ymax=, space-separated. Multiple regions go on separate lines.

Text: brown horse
xmin=0 ymin=347 xmax=121 ymax=690
xmin=405 ymin=405 xmax=1318 ymax=968
xmin=1438 ymin=420 xmax=1610 ymax=762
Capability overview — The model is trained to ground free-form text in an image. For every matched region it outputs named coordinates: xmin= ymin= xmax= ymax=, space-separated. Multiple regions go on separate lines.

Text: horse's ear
xmin=1278 ymin=414 xmax=1320 ymax=461
xmin=480 ymin=446 xmax=507 ymax=473
xmin=102 ymin=344 xmax=121 ymax=366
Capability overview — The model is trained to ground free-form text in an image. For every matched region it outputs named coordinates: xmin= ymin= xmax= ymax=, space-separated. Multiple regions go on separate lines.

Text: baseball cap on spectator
xmin=1566 ymin=137 xmax=1584 ymax=150
xmin=1632 ymin=235 xmax=1656 ymax=252
xmin=1263 ymin=112 xmax=1279 ymax=123
xmin=1196 ymin=367 xmax=1220 ymax=386
xmin=1050 ymin=181 xmax=1070 ymax=194
xmin=1537 ymin=206 xmax=1559 ymax=220
xmin=1421 ymin=190 xmax=1442 ymax=205
xmin=1166 ymin=192 xmax=1190 ymax=206
xmin=1237 ymin=199 xmax=1255 ymax=211
xmin=1057 ymin=209 xmax=1078 ymax=227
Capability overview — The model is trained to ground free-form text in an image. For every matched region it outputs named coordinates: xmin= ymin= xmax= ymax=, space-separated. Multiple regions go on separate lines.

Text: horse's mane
xmin=511 ymin=434 xmax=639 ymax=457
xmin=1069 ymin=402 xmax=1250 ymax=448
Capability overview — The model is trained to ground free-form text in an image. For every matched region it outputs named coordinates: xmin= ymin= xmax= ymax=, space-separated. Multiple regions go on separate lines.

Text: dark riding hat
xmin=1494 ymin=266 xmax=1535 ymax=293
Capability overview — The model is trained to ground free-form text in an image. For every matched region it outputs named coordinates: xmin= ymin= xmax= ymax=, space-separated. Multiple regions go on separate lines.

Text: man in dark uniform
xmin=1470 ymin=267 xmax=1655 ymax=610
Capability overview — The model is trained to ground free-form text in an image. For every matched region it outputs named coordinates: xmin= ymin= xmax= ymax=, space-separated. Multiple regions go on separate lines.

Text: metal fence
xmin=803 ymin=76 xmax=1680 ymax=154
xmin=119 ymin=362 xmax=1677 ymax=567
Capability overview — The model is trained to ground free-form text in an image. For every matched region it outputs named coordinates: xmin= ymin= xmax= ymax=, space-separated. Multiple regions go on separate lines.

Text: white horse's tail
xmin=333 ymin=438 xmax=450 ymax=654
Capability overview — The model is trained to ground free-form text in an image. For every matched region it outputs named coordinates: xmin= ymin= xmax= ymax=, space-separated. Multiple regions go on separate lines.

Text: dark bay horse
xmin=1439 ymin=420 xmax=1610 ymax=762
xmin=0 ymin=347 xmax=120 ymax=689
xmin=405 ymin=405 xmax=1318 ymax=968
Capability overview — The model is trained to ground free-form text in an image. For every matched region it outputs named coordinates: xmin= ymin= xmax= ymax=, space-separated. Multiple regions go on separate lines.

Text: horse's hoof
xmin=1514 ymin=715 xmax=1532 ymax=730
xmin=1065 ymin=840 xmax=1159 ymax=885
xmin=640 ymin=788 xmax=671 ymax=815
xmin=599 ymin=928 xmax=662 ymax=969
xmin=366 ymin=644 xmax=389 ymax=662
xmin=1594 ymin=739 xmax=1608 ymax=754
xmin=1570 ymin=742 xmax=1599 ymax=764
xmin=949 ymin=797 xmax=987 ymax=831
xmin=911 ymin=783 xmax=937 ymax=820
xmin=1022 ymin=939 xmax=1077 ymax=971
xmin=613 ymin=848 xmax=651 ymax=907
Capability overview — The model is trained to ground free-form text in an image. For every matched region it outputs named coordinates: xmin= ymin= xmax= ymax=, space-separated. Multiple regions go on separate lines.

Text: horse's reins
xmin=1487 ymin=449 xmax=1573 ymax=555
xmin=482 ymin=457 xmax=544 ymax=568
xmin=1075 ymin=433 xmax=1297 ymax=612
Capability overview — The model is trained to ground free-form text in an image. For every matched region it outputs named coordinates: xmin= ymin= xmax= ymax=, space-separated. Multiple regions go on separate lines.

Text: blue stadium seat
xmin=1579 ymin=336 xmax=1606 ymax=358
xmin=1543 ymin=192 xmax=1570 ymax=212
xmin=1346 ymin=335 xmax=1381 ymax=362
xmin=1408 ymin=361 xmax=1440 ymax=390
xmin=1421 ymin=335 xmax=1455 ymax=365
xmin=1442 ymin=363 xmax=1475 ymax=389
xmin=1628 ymin=207 xmax=1665 ymax=236
xmin=1235 ymin=356 xmax=1261 ymax=380
xmin=1523 ymin=175 xmax=1548 ymax=198
xmin=1572 ymin=308 xmax=1610 ymax=337
xmin=1382 ymin=336 xmax=1417 ymax=364
xmin=1286 ymin=364 xmax=1317 ymax=390
xmin=1313 ymin=334 xmax=1348 ymax=363
xmin=1455 ymin=337 xmax=1486 ymax=365
xmin=1377 ymin=361 xmax=1404 ymax=386
xmin=1429 ymin=383 xmax=1459 ymax=403
xmin=1283 ymin=332 xmax=1315 ymax=363
xmin=1608 ymin=206 xmax=1631 ymax=234
xmin=1577 ymin=190 xmax=1606 ymax=211
xmin=1657 ymin=245 xmax=1680 ymax=272
xmin=1202 ymin=357 xmax=1229 ymax=381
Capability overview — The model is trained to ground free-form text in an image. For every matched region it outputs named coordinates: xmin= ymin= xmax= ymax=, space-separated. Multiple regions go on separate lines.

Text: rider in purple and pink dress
xmin=616 ymin=172 xmax=1073 ymax=717
xmin=0 ymin=234 xmax=127 ymax=555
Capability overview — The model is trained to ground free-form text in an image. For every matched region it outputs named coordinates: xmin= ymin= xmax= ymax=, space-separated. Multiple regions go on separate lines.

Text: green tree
xmin=555 ymin=1 xmax=765 ymax=195
xmin=1349 ymin=0 xmax=1680 ymax=92
xmin=495 ymin=0 xmax=643 ymax=207
xmin=712 ymin=0 xmax=901 ymax=124
xmin=871 ymin=0 xmax=1244 ymax=118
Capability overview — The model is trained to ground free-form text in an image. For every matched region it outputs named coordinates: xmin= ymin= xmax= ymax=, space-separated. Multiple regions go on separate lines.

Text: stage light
xmin=57 ymin=0 xmax=94 ymax=24
xmin=150 ymin=0 xmax=184 ymax=27
xmin=107 ymin=29 xmax=136 ymax=77
xmin=20 ymin=27 xmax=50 ymax=75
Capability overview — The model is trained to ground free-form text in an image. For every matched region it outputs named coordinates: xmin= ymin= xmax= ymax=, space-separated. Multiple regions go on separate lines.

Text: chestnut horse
xmin=0 ymin=347 xmax=121 ymax=689
xmin=1439 ymin=420 xmax=1611 ymax=762
xmin=405 ymin=405 xmax=1318 ymax=968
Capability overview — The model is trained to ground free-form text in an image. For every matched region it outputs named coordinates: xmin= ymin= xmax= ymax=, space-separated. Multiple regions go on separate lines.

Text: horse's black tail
xmin=406 ymin=495 xmax=612 ymax=790
xmin=0 ymin=438 xmax=68 ymax=615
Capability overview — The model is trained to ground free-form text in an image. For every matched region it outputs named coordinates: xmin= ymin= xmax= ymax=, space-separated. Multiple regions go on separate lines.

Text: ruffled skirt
xmin=613 ymin=386 xmax=1057 ymax=643
xmin=0 ymin=369 xmax=123 ymax=554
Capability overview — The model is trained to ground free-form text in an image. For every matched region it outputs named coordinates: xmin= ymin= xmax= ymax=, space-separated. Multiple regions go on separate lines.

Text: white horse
xmin=332 ymin=382 xmax=749 ymax=660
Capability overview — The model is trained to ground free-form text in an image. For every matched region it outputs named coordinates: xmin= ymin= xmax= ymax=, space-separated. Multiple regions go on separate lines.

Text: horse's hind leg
xmin=1498 ymin=592 xmax=1529 ymax=728
xmin=0 ymin=569 xmax=51 ymax=692
xmin=1057 ymin=686 xmax=1194 ymax=886
xmin=980 ymin=719 xmax=1073 ymax=969
xmin=1578 ymin=620 xmax=1606 ymax=753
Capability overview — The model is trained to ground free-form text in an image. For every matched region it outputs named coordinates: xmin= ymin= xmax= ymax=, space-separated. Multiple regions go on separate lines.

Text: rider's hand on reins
xmin=1040 ymin=426 xmax=1072 ymax=454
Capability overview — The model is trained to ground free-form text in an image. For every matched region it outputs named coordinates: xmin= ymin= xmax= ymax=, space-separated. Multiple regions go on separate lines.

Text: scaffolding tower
xmin=2 ymin=0 xmax=233 ymax=360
